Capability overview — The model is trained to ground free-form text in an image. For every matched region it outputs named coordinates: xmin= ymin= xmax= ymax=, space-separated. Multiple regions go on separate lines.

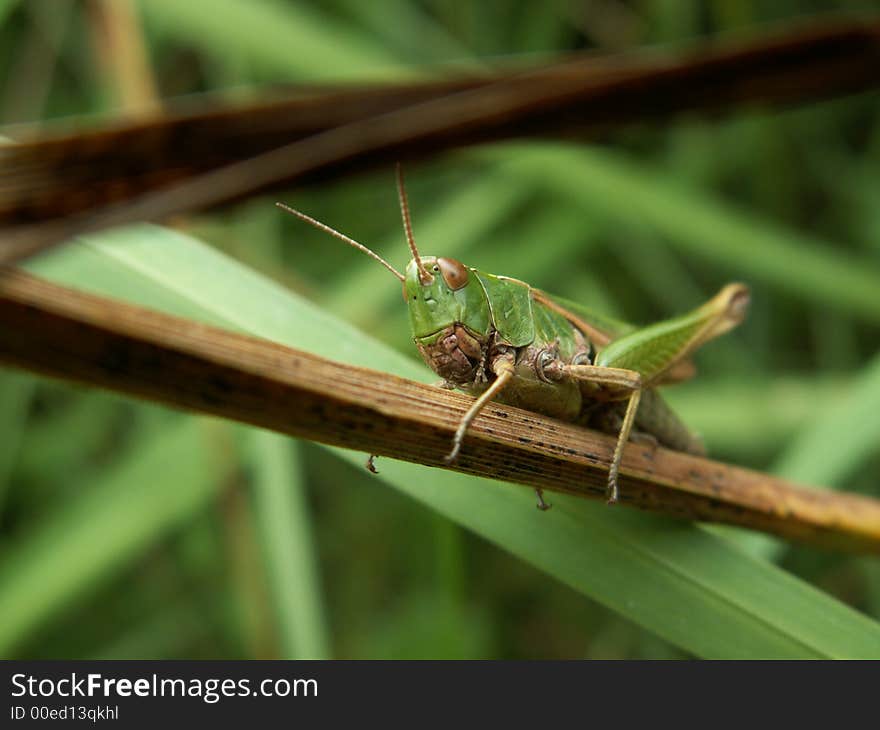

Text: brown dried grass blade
xmin=1 ymin=268 xmax=879 ymax=553
xmin=1 ymin=17 xmax=879 ymax=264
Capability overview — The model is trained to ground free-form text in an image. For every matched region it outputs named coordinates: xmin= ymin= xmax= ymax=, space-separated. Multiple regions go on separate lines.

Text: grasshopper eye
xmin=437 ymin=258 xmax=468 ymax=290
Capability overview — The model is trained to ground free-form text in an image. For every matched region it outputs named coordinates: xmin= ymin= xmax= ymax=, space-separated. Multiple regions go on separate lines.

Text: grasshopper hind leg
xmin=561 ymin=363 xmax=644 ymax=504
xmin=605 ymin=389 xmax=641 ymax=504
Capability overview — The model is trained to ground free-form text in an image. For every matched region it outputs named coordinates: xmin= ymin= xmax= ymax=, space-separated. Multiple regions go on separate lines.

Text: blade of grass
xmin=92 ymin=601 xmax=212 ymax=660
xmin=772 ymin=352 xmax=880 ymax=489
xmin=14 ymin=389 xmax=124 ymax=488
xmin=484 ymin=143 xmax=880 ymax=324
xmin=664 ymin=376 xmax=848 ymax=457
xmin=245 ymin=430 xmax=331 ymax=659
xmin=0 ymin=418 xmax=229 ymax=655
xmin=221 ymin=468 xmax=276 ymax=658
xmin=0 ymin=368 xmax=33 ymax=513
xmin=137 ymin=0 xmax=418 ymax=82
xmin=709 ymin=358 xmax=880 ymax=562
xmin=0 ymin=0 xmax=20 ymax=27
xmin=336 ymin=0 xmax=478 ymax=68
xmin=21 ymin=223 xmax=880 ymax=658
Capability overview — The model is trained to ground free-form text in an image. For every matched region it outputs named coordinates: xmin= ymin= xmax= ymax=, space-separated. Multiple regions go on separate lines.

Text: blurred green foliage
xmin=1 ymin=0 xmax=879 ymax=659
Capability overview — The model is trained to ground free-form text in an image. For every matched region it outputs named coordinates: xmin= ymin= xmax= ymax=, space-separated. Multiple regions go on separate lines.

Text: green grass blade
xmin=664 ymin=376 xmax=848 ymax=458
xmin=486 ymin=143 xmax=880 ymax=324
xmin=0 ymin=419 xmax=227 ymax=655
xmin=0 ymin=0 xmax=20 ymax=27
xmin=14 ymin=390 xmax=124 ymax=488
xmin=93 ymin=602 xmax=212 ymax=660
xmin=772 ymin=353 xmax=880 ymax=489
xmin=24 ymin=224 xmax=880 ymax=658
xmin=335 ymin=0 xmax=478 ymax=67
xmin=137 ymin=0 xmax=418 ymax=82
xmin=0 ymin=369 xmax=33 ymax=514
xmin=245 ymin=431 xmax=331 ymax=659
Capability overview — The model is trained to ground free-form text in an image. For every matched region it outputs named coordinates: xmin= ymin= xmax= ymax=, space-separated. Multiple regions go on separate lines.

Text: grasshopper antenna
xmin=275 ymin=202 xmax=404 ymax=282
xmin=396 ymin=163 xmax=433 ymax=284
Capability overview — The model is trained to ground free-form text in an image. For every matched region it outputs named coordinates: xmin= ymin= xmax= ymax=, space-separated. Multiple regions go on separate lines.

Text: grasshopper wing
xmin=531 ymin=289 xmax=632 ymax=347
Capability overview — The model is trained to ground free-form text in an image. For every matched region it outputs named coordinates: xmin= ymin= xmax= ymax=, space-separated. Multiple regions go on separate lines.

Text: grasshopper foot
xmin=535 ymin=489 xmax=552 ymax=511
xmin=366 ymin=455 xmax=379 ymax=474
xmin=605 ymin=476 xmax=619 ymax=505
xmin=443 ymin=441 xmax=462 ymax=465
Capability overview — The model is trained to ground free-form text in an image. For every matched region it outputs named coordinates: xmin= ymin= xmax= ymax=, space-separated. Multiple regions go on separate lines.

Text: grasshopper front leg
xmin=444 ymin=353 xmax=516 ymax=465
xmin=444 ymin=353 xmax=553 ymax=512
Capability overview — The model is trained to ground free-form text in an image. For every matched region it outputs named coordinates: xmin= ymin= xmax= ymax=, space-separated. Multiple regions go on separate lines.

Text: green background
xmin=1 ymin=0 xmax=879 ymax=659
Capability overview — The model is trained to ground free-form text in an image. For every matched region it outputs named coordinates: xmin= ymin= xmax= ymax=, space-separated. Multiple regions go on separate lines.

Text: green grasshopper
xmin=278 ymin=165 xmax=749 ymax=506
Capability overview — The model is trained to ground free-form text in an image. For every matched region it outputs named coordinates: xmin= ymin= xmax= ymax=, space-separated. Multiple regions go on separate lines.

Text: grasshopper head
xmin=275 ymin=165 xmax=492 ymax=359
xmin=394 ymin=165 xmax=490 ymax=341
xmin=403 ymin=256 xmax=489 ymax=339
